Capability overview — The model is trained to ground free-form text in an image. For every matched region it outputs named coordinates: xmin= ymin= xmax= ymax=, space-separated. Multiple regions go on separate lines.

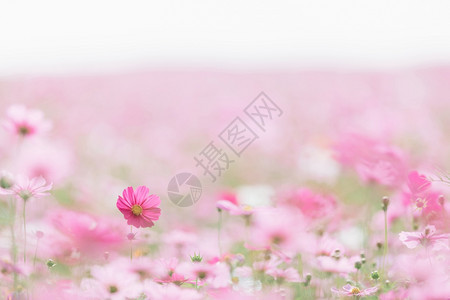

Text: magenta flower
xmin=116 ymin=186 xmax=161 ymax=228
xmin=2 ymin=104 xmax=51 ymax=137
xmin=331 ymin=284 xmax=378 ymax=297
xmin=399 ymin=225 xmax=449 ymax=250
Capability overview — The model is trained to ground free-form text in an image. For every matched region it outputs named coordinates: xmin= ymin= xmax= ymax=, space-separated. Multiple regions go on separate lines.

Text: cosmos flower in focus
xmin=2 ymin=104 xmax=52 ymax=138
xmin=116 ymin=186 xmax=161 ymax=228
xmin=399 ymin=225 xmax=449 ymax=250
xmin=4 ymin=175 xmax=52 ymax=201
xmin=331 ymin=284 xmax=378 ymax=297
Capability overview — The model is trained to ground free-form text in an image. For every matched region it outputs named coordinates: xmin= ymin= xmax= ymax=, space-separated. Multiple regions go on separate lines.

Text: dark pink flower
xmin=116 ymin=186 xmax=161 ymax=228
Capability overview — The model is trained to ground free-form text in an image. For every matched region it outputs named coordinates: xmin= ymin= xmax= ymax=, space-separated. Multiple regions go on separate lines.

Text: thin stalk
xmin=33 ymin=239 xmax=39 ymax=268
xmin=10 ymin=198 xmax=18 ymax=291
xmin=23 ymin=201 xmax=27 ymax=263
xmin=218 ymin=210 xmax=223 ymax=257
xmin=130 ymin=226 xmax=133 ymax=261
xmin=382 ymin=209 xmax=388 ymax=274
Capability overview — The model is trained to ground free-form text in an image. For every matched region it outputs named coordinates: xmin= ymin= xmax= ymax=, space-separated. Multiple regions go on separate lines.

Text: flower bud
xmin=371 ymin=271 xmax=380 ymax=280
xmin=46 ymin=259 xmax=56 ymax=268
xmin=190 ymin=252 xmax=203 ymax=263
xmin=382 ymin=196 xmax=390 ymax=211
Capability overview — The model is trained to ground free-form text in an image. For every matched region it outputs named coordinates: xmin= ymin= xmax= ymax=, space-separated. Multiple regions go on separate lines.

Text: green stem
xmin=383 ymin=209 xmax=388 ymax=275
xmin=10 ymin=198 xmax=18 ymax=291
xmin=130 ymin=226 xmax=133 ymax=261
xmin=218 ymin=210 xmax=223 ymax=257
xmin=33 ymin=240 xmax=39 ymax=268
xmin=23 ymin=201 xmax=27 ymax=263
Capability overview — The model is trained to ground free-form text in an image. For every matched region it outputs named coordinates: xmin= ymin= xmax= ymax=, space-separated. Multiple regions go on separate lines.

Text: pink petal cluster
xmin=331 ymin=284 xmax=378 ymax=297
xmin=2 ymin=104 xmax=51 ymax=138
xmin=1 ymin=174 xmax=52 ymax=201
xmin=334 ymin=133 xmax=407 ymax=187
xmin=399 ymin=225 xmax=449 ymax=250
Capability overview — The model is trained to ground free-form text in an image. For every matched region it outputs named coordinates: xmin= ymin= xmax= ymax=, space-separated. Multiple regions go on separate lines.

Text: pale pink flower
xmin=266 ymin=267 xmax=301 ymax=283
xmin=2 ymin=104 xmax=51 ymax=137
xmin=81 ymin=264 xmax=142 ymax=300
xmin=334 ymin=133 xmax=407 ymax=187
xmin=153 ymin=258 xmax=192 ymax=285
xmin=6 ymin=175 xmax=52 ymax=201
xmin=51 ymin=210 xmax=125 ymax=257
xmin=116 ymin=186 xmax=161 ymax=228
xmin=280 ymin=188 xmax=336 ymax=219
xmin=399 ymin=225 xmax=449 ymax=250
xmin=32 ymin=280 xmax=86 ymax=300
xmin=316 ymin=255 xmax=360 ymax=274
xmin=144 ymin=280 xmax=202 ymax=300
xmin=216 ymin=191 xmax=254 ymax=216
xmin=379 ymin=288 xmax=409 ymax=300
xmin=331 ymin=284 xmax=378 ymax=297
xmin=248 ymin=207 xmax=315 ymax=255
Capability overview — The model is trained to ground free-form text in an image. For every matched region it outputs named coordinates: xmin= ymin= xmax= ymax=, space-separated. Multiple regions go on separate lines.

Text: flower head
xmin=407 ymin=171 xmax=431 ymax=195
xmin=5 ymin=175 xmax=52 ymax=201
xmin=331 ymin=284 xmax=378 ymax=297
xmin=399 ymin=225 xmax=449 ymax=250
xmin=2 ymin=104 xmax=51 ymax=138
xmin=116 ymin=186 xmax=161 ymax=228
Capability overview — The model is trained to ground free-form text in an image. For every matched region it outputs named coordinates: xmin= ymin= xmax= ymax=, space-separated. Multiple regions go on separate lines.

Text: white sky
xmin=1 ymin=0 xmax=450 ymax=76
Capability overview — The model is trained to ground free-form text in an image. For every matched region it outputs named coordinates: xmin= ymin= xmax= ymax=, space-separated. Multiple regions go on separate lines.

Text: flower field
xmin=0 ymin=69 xmax=449 ymax=299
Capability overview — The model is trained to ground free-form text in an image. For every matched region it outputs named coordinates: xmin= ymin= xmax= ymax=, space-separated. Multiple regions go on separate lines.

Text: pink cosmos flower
xmin=407 ymin=171 xmax=431 ymax=195
xmin=333 ymin=133 xmax=407 ymax=187
xmin=399 ymin=225 xmax=449 ymax=250
xmin=2 ymin=104 xmax=51 ymax=137
xmin=248 ymin=207 xmax=315 ymax=255
xmin=116 ymin=186 xmax=161 ymax=228
xmin=144 ymin=280 xmax=202 ymax=300
xmin=51 ymin=210 xmax=125 ymax=258
xmin=216 ymin=191 xmax=254 ymax=216
xmin=3 ymin=175 xmax=52 ymax=201
xmin=266 ymin=267 xmax=301 ymax=283
xmin=81 ymin=264 xmax=142 ymax=300
xmin=280 ymin=188 xmax=336 ymax=219
xmin=316 ymin=255 xmax=360 ymax=274
xmin=331 ymin=284 xmax=378 ymax=297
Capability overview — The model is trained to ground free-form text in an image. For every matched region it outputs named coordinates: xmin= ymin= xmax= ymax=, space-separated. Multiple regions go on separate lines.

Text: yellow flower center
xmin=350 ymin=287 xmax=361 ymax=294
xmin=243 ymin=205 xmax=253 ymax=211
xmin=131 ymin=204 xmax=143 ymax=216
